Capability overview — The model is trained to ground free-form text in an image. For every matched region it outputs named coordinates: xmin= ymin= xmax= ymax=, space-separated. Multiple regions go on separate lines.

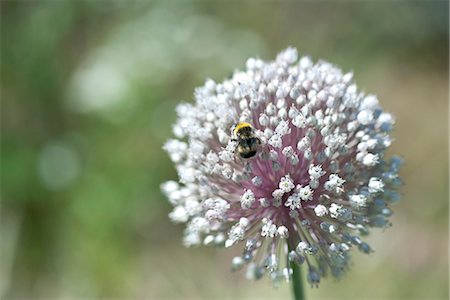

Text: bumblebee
xmin=231 ymin=122 xmax=261 ymax=159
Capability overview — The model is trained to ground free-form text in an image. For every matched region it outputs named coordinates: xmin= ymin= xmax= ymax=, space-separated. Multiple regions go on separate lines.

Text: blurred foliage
xmin=1 ymin=1 xmax=448 ymax=299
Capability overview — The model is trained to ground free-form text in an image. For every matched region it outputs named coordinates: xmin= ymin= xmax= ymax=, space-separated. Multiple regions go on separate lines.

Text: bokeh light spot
xmin=37 ymin=142 xmax=81 ymax=191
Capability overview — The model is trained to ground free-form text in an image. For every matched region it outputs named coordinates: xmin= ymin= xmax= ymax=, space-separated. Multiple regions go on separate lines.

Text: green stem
xmin=290 ymin=257 xmax=305 ymax=300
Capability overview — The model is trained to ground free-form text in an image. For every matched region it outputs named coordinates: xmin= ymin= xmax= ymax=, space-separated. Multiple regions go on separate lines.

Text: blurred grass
xmin=1 ymin=1 xmax=448 ymax=299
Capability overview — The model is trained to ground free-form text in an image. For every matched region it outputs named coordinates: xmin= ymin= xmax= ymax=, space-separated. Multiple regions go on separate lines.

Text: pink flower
xmin=161 ymin=47 xmax=402 ymax=286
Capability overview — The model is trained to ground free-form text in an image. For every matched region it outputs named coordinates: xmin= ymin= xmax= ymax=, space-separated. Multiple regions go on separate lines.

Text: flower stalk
xmin=289 ymin=236 xmax=305 ymax=300
xmin=291 ymin=259 xmax=304 ymax=300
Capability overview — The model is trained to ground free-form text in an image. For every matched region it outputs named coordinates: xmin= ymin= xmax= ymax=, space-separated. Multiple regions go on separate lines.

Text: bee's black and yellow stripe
xmin=233 ymin=122 xmax=253 ymax=138
xmin=237 ymin=139 xmax=258 ymax=158
xmin=233 ymin=122 xmax=260 ymax=159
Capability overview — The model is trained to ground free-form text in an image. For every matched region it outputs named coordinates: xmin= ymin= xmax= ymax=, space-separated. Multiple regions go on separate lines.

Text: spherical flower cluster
xmin=161 ymin=47 xmax=402 ymax=286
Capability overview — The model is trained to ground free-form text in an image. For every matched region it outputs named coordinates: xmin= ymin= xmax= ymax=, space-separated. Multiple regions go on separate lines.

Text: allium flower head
xmin=161 ymin=47 xmax=402 ymax=286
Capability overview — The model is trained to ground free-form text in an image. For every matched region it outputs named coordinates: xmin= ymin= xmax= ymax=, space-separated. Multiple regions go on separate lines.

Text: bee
xmin=231 ymin=122 xmax=261 ymax=159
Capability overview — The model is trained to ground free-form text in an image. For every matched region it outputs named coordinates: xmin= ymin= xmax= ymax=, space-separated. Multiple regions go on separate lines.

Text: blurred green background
xmin=1 ymin=1 xmax=448 ymax=299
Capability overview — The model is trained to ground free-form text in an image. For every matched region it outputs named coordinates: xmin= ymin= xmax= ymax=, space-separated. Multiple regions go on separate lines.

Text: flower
xmin=161 ymin=47 xmax=402 ymax=286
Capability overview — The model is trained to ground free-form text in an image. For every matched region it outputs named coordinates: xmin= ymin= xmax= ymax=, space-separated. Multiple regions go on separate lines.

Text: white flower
xmin=268 ymin=134 xmax=283 ymax=148
xmin=314 ymin=204 xmax=328 ymax=217
xmin=277 ymin=226 xmax=289 ymax=238
xmin=349 ymin=194 xmax=368 ymax=207
xmin=279 ymin=175 xmax=295 ymax=193
xmin=297 ymin=136 xmax=311 ymax=151
xmin=261 ymin=218 xmax=277 ymax=238
xmin=275 ymin=120 xmax=291 ymax=136
xmin=285 ymin=193 xmax=301 ymax=210
xmin=240 ymin=189 xmax=256 ymax=209
xmin=368 ymin=177 xmax=384 ymax=193
xmin=362 ymin=153 xmax=379 ymax=166
xmin=298 ymin=185 xmax=313 ymax=201
xmin=296 ymin=241 xmax=310 ymax=254
xmin=169 ymin=206 xmax=189 ymax=223
xmin=308 ymin=164 xmax=326 ymax=180
xmin=357 ymin=110 xmax=374 ymax=125
xmin=329 ymin=203 xmax=342 ymax=219
xmin=252 ymin=176 xmax=262 ymax=186
xmin=324 ymin=174 xmax=345 ymax=192
xmin=162 ymin=47 xmax=402 ymax=286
